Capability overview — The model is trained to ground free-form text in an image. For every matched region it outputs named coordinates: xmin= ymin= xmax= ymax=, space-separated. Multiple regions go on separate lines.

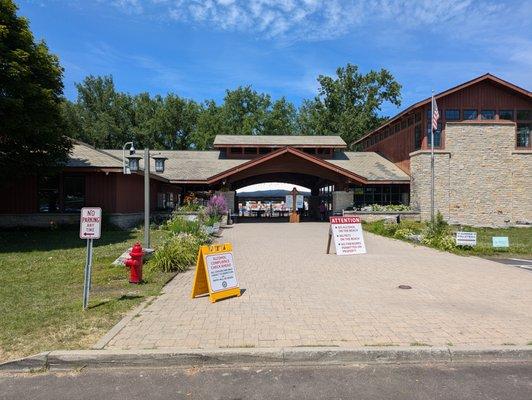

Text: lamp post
xmin=124 ymin=144 xmax=151 ymax=249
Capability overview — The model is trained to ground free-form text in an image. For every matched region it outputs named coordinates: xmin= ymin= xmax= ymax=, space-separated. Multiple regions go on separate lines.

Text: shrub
xmin=369 ymin=204 xmax=412 ymax=212
xmin=149 ymin=233 xmax=203 ymax=273
xmin=179 ymin=203 xmax=202 ymax=213
xmin=205 ymin=195 xmax=227 ymax=218
xmin=164 ymin=215 xmax=201 ymax=236
xmin=394 ymin=228 xmax=415 ymax=240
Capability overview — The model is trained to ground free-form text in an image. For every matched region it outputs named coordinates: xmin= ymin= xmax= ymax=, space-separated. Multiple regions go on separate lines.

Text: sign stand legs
xmin=83 ymin=239 xmax=93 ymax=310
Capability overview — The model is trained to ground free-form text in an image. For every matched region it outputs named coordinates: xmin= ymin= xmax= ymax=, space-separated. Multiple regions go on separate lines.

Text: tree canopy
xmin=63 ymin=66 xmax=400 ymax=150
xmin=297 ymin=64 xmax=402 ymax=146
xmin=0 ymin=0 xmax=71 ymax=184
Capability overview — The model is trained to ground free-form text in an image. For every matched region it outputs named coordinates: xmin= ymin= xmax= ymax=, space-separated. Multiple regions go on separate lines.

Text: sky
xmin=18 ymin=0 xmax=532 ymax=118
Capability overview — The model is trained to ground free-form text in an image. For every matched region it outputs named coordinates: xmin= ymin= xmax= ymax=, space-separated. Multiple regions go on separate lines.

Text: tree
xmin=0 ymin=0 xmax=71 ymax=184
xmin=298 ymin=64 xmax=401 ymax=146
xmin=191 ymin=100 xmax=224 ymax=150
xmin=219 ymin=86 xmax=271 ymax=135
xmin=67 ymin=75 xmax=134 ymax=148
xmin=264 ymin=97 xmax=297 ymax=135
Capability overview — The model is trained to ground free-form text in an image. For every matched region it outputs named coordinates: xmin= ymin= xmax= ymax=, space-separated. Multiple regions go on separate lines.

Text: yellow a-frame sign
xmin=191 ymin=243 xmax=241 ymax=303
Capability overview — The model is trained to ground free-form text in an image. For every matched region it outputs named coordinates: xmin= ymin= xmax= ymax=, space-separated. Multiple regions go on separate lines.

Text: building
xmin=1 ymin=73 xmax=530 ymax=228
xmin=354 ymin=73 xmax=531 ymax=226
xmin=0 ymin=136 xmax=409 ymax=228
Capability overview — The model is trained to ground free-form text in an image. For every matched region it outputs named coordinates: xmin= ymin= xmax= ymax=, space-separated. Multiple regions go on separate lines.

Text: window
xmin=517 ymin=123 xmax=531 ymax=148
xmin=244 ymin=147 xmax=256 ymax=154
xmin=517 ymin=110 xmax=531 ymax=121
xmin=230 ymin=147 xmax=242 ymax=154
xmin=481 ymin=109 xmax=495 ymax=120
xmin=415 ymin=113 xmax=421 ymax=123
xmin=63 ymin=175 xmax=85 ymax=212
xmin=407 ymin=116 xmax=414 ymax=127
xmin=401 ymin=119 xmax=407 ymax=130
xmin=445 ymin=109 xmax=460 ymax=121
xmin=303 ymin=148 xmax=315 ymax=154
xmin=38 ymin=176 xmax=59 ymax=213
xmin=427 ymin=122 xmax=442 ymax=147
xmin=499 ymin=110 xmax=513 ymax=120
xmin=463 ymin=109 xmax=477 ymax=120
xmin=414 ymin=125 xmax=422 ymax=150
xmin=258 ymin=147 xmax=271 ymax=154
xmin=394 ymin=123 xmax=400 ymax=133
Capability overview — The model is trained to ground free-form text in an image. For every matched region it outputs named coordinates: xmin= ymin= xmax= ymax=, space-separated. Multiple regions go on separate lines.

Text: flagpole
xmin=430 ymin=90 xmax=435 ymax=222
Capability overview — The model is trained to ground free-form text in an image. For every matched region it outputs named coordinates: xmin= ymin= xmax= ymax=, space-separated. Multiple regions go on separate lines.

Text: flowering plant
xmin=205 ymin=195 xmax=227 ymax=218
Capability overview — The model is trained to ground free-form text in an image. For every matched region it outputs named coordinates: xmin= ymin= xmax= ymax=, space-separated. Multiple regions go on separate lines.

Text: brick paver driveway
xmin=106 ymin=223 xmax=532 ymax=349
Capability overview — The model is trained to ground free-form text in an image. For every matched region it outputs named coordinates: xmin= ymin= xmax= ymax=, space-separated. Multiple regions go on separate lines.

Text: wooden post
xmin=289 ymin=187 xmax=300 ymax=223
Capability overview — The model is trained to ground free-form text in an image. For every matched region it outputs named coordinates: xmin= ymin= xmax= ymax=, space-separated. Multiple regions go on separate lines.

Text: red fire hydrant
xmin=125 ymin=242 xmax=144 ymax=284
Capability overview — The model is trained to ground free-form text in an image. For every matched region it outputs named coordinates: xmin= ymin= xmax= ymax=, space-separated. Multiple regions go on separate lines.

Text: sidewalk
xmin=99 ymin=223 xmax=532 ymax=350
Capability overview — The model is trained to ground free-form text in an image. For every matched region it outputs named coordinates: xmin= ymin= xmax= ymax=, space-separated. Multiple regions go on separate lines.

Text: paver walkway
xmin=105 ymin=223 xmax=532 ymax=349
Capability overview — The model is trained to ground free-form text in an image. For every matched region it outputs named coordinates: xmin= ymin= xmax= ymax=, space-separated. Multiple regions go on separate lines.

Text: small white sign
xmin=330 ymin=216 xmax=367 ymax=255
xmin=492 ymin=236 xmax=509 ymax=248
xmin=205 ymin=252 xmax=239 ymax=292
xmin=80 ymin=207 xmax=102 ymax=239
xmin=295 ymin=195 xmax=304 ymax=209
xmin=285 ymin=195 xmax=293 ymax=210
xmin=456 ymin=231 xmax=477 ymax=246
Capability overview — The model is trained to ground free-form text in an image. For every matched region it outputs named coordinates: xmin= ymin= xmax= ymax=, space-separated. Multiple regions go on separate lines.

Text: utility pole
xmin=144 ymin=148 xmax=150 ymax=249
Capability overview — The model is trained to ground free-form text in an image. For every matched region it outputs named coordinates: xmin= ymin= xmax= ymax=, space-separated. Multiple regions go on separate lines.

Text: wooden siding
xmin=363 ymin=79 xmax=532 ymax=173
xmin=0 ymin=176 xmax=38 ymax=213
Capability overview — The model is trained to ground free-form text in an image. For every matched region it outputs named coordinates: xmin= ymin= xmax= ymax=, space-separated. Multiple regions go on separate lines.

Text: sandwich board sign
xmin=327 ymin=216 xmax=367 ymax=255
xmin=455 ymin=231 xmax=477 ymax=246
xmin=79 ymin=207 xmax=102 ymax=310
xmin=191 ymin=243 xmax=241 ymax=303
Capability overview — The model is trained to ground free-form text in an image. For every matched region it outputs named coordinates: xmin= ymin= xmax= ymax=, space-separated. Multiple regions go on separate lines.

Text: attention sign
xmin=191 ymin=243 xmax=241 ymax=303
xmin=80 ymin=207 xmax=102 ymax=239
xmin=328 ymin=216 xmax=367 ymax=255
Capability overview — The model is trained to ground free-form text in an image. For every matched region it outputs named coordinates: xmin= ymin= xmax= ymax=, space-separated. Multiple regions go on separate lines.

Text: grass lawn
xmin=363 ymin=220 xmax=532 ymax=258
xmin=0 ymin=228 xmax=174 ymax=362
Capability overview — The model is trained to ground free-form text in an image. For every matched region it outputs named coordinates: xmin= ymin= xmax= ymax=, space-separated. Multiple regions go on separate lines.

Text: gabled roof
xmin=66 ymin=141 xmax=409 ymax=183
xmin=204 ymin=146 xmax=409 ymax=185
xmin=67 ymin=142 xmax=123 ymax=169
xmin=213 ymin=134 xmax=347 ymax=147
xmin=353 ymin=73 xmax=532 ymax=145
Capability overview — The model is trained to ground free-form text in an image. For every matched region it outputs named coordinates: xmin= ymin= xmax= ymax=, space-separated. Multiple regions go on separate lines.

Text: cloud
xmin=99 ymin=0 xmax=510 ymax=43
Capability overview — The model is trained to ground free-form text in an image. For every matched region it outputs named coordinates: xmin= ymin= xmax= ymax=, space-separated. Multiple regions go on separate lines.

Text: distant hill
xmin=237 ymin=189 xmax=310 ymax=198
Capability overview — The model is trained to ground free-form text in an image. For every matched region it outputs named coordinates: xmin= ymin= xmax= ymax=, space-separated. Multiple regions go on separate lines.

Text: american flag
xmin=431 ymin=95 xmax=440 ymax=131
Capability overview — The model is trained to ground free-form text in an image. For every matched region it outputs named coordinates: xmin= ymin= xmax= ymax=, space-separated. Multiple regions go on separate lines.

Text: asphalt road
xmin=486 ymin=257 xmax=532 ymax=272
xmin=1 ymin=362 xmax=531 ymax=400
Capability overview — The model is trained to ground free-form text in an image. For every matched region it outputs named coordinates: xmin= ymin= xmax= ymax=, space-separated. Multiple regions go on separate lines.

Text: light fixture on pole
xmin=123 ymin=142 xmax=151 ymax=250
xmin=125 ymin=153 xmax=142 ymax=173
xmin=152 ymin=154 xmax=168 ymax=173
xmin=122 ymin=142 xmax=135 ymax=174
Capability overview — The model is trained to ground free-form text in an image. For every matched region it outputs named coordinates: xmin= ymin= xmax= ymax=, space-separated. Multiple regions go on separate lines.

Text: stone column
xmin=332 ymin=191 xmax=353 ymax=213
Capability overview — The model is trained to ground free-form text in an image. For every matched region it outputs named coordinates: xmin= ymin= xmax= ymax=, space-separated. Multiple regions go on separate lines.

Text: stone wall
xmin=410 ymin=122 xmax=531 ymax=227
xmin=343 ymin=210 xmax=421 ymax=222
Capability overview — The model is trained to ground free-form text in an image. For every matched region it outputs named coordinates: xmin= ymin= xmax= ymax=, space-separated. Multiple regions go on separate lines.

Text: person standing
xmin=319 ymin=201 xmax=327 ymax=221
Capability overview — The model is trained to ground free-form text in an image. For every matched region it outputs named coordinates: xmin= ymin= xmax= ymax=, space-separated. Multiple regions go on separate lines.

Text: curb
xmin=1 ymin=346 xmax=531 ymax=372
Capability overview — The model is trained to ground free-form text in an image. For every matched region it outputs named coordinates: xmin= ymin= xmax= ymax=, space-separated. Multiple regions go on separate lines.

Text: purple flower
xmin=206 ymin=195 xmax=227 ymax=217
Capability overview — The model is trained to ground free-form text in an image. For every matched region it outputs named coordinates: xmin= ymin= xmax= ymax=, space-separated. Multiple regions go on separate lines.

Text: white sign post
xmin=80 ymin=207 xmax=102 ymax=310
xmin=455 ymin=231 xmax=477 ymax=247
xmin=328 ymin=216 xmax=367 ymax=255
xmin=205 ymin=252 xmax=239 ymax=293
